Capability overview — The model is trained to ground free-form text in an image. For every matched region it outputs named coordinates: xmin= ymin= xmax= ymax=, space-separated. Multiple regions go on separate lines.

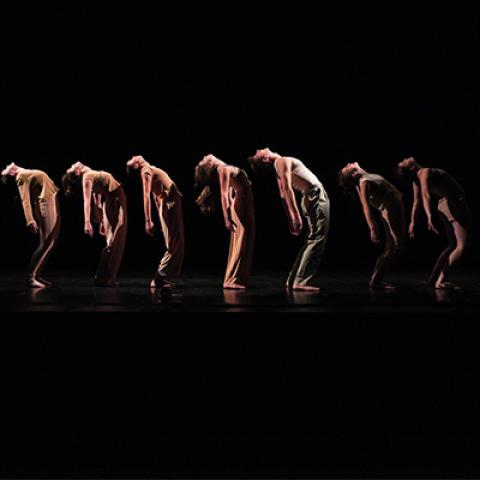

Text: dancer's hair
xmin=62 ymin=171 xmax=80 ymax=197
xmin=1 ymin=174 xmax=14 ymax=185
xmin=395 ymin=164 xmax=420 ymax=184
xmin=194 ymin=164 xmax=219 ymax=215
xmin=337 ymin=170 xmax=358 ymax=197
xmin=247 ymin=155 xmax=273 ymax=174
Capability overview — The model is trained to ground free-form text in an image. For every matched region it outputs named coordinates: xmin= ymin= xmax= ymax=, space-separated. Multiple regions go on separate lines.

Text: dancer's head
xmin=395 ymin=156 xmax=421 ymax=183
xmin=247 ymin=148 xmax=277 ymax=174
xmin=337 ymin=162 xmax=366 ymax=194
xmin=126 ymin=155 xmax=147 ymax=174
xmin=194 ymin=155 xmax=221 ymax=215
xmin=1 ymin=162 xmax=19 ymax=185
xmin=62 ymin=162 xmax=86 ymax=196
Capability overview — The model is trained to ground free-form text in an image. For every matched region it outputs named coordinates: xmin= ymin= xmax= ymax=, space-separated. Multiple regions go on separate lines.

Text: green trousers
xmin=287 ymin=184 xmax=330 ymax=287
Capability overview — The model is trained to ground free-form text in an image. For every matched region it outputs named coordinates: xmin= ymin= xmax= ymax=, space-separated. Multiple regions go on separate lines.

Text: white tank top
xmin=289 ymin=158 xmax=320 ymax=193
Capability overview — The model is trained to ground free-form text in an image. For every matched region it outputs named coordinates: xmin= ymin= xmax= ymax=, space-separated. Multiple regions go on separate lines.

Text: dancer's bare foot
xmin=37 ymin=277 xmax=52 ymax=287
xmin=223 ymin=283 xmax=246 ymax=290
xmin=290 ymin=284 xmax=321 ymax=292
xmin=435 ymin=281 xmax=462 ymax=291
xmin=25 ymin=276 xmax=47 ymax=289
xmin=370 ymin=281 xmax=397 ymax=292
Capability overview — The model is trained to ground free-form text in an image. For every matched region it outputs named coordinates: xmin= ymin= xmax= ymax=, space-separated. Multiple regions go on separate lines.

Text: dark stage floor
xmin=2 ymin=268 xmax=480 ymax=477
xmin=1 ymin=267 xmax=479 ymax=314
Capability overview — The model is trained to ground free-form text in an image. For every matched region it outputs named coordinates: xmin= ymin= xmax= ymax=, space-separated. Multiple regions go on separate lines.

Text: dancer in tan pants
xmin=127 ymin=155 xmax=185 ymax=288
xmin=63 ymin=162 xmax=127 ymax=286
xmin=195 ymin=154 xmax=255 ymax=289
xmin=338 ymin=163 xmax=406 ymax=291
xmin=397 ymin=157 xmax=471 ymax=290
xmin=2 ymin=163 xmax=61 ymax=288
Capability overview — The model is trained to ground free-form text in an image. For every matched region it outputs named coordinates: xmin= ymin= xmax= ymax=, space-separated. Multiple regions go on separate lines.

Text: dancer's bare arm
xmin=82 ymin=176 xmax=94 ymax=237
xmin=274 ymin=157 xmax=302 ymax=236
xmin=418 ymin=168 xmax=439 ymax=234
xmin=142 ymin=171 xmax=155 ymax=236
xmin=357 ymin=182 xmax=380 ymax=244
xmin=409 ymin=182 xmax=421 ymax=239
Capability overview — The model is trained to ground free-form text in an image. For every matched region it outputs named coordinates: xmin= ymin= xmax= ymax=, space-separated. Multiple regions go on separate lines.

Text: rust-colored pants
xmin=95 ymin=186 xmax=127 ymax=285
xmin=29 ymin=193 xmax=61 ymax=278
xmin=370 ymin=197 xmax=406 ymax=285
xmin=224 ymin=184 xmax=255 ymax=286
xmin=156 ymin=189 xmax=185 ymax=283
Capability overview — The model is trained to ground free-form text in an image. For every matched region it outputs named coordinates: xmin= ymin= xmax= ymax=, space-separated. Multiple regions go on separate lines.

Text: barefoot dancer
xmin=248 ymin=148 xmax=330 ymax=292
xmin=338 ymin=162 xmax=406 ymax=291
xmin=396 ymin=157 xmax=471 ymax=290
xmin=195 ymin=154 xmax=255 ymax=289
xmin=62 ymin=162 xmax=127 ymax=286
xmin=126 ymin=155 xmax=185 ymax=288
xmin=1 ymin=163 xmax=61 ymax=288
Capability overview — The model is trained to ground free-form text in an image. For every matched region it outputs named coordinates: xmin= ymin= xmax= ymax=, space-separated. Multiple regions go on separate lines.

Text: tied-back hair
xmin=194 ymin=164 xmax=219 ymax=215
xmin=247 ymin=155 xmax=273 ymax=175
xmin=62 ymin=171 xmax=80 ymax=197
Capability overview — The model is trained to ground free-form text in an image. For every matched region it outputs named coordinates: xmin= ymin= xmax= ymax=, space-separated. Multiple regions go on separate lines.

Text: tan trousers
xmin=95 ymin=187 xmax=127 ymax=285
xmin=29 ymin=193 xmax=61 ymax=278
xmin=370 ymin=197 xmax=406 ymax=285
xmin=156 ymin=189 xmax=185 ymax=283
xmin=224 ymin=184 xmax=255 ymax=286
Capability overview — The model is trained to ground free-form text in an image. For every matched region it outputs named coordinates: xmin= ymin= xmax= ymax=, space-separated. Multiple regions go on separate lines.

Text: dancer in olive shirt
xmin=338 ymin=162 xmax=406 ymax=291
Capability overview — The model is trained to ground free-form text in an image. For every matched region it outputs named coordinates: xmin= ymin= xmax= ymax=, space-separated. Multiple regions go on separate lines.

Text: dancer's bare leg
xmin=434 ymin=220 xmax=468 ymax=290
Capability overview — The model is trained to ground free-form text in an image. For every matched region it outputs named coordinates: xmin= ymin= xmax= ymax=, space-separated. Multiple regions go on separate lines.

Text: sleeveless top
xmin=230 ymin=166 xmax=252 ymax=192
xmin=16 ymin=169 xmax=59 ymax=225
xmin=426 ymin=168 xmax=465 ymax=200
xmin=359 ymin=173 xmax=401 ymax=211
xmin=288 ymin=158 xmax=321 ymax=193
xmin=84 ymin=170 xmax=121 ymax=193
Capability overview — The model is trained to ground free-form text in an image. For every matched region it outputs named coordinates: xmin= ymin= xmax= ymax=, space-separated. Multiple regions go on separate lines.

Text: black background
xmin=1 ymin=2 xmax=479 ymax=276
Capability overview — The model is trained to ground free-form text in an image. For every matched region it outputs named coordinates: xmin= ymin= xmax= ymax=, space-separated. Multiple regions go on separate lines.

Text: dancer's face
xmin=67 ymin=162 xmax=83 ymax=176
xmin=126 ymin=156 xmax=143 ymax=170
xmin=1 ymin=162 xmax=16 ymax=176
xmin=253 ymin=148 xmax=271 ymax=163
xmin=341 ymin=162 xmax=362 ymax=179
xmin=398 ymin=157 xmax=415 ymax=170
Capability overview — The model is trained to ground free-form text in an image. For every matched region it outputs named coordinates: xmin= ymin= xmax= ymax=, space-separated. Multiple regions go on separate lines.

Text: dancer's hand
xmin=225 ymin=220 xmax=237 ymax=232
xmin=408 ymin=221 xmax=415 ymax=239
xmin=27 ymin=220 xmax=39 ymax=234
xmin=99 ymin=221 xmax=106 ymax=237
xmin=145 ymin=220 xmax=155 ymax=236
xmin=291 ymin=215 xmax=303 ymax=236
xmin=370 ymin=224 xmax=380 ymax=244
xmin=84 ymin=221 xmax=94 ymax=237
xmin=427 ymin=218 xmax=439 ymax=235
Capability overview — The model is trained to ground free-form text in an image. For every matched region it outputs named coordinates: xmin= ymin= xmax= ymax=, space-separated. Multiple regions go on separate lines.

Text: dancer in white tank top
xmin=248 ymin=147 xmax=330 ymax=291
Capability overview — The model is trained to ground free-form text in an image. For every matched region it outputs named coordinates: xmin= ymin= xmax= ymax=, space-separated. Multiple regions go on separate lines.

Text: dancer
xmin=195 ymin=154 xmax=255 ymax=289
xmin=396 ymin=157 xmax=471 ymax=290
xmin=338 ymin=162 xmax=405 ymax=291
xmin=126 ymin=155 xmax=185 ymax=288
xmin=62 ymin=162 xmax=127 ymax=286
xmin=248 ymin=148 xmax=330 ymax=292
xmin=1 ymin=163 xmax=61 ymax=288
